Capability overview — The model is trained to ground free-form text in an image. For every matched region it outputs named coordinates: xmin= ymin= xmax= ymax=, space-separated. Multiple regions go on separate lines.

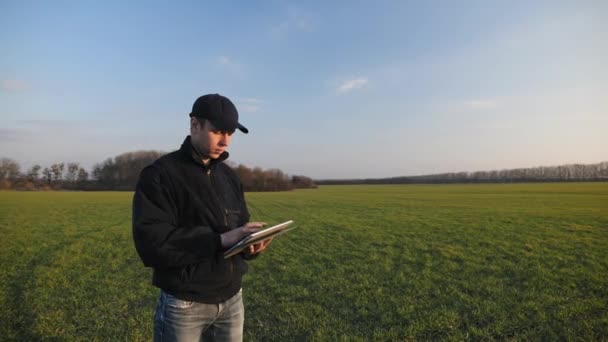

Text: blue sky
xmin=1 ymin=1 xmax=606 ymax=179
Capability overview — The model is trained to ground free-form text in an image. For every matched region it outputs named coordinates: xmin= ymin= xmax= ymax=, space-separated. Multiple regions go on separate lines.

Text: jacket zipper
xmin=208 ymin=168 xmax=229 ymax=227
xmin=208 ymin=167 xmax=234 ymax=280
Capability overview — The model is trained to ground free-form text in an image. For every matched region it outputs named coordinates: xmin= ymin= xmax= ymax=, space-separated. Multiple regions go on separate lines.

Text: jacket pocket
xmin=181 ymin=259 xmax=212 ymax=283
xmin=180 ymin=264 xmax=198 ymax=282
xmin=225 ymin=208 xmax=241 ymax=229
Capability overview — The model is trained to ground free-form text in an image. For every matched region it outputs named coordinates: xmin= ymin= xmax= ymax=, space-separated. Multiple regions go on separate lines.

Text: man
xmin=132 ymin=94 xmax=272 ymax=342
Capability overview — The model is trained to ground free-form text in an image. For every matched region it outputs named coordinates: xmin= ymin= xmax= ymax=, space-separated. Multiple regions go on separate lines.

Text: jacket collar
xmin=180 ymin=136 xmax=229 ymax=167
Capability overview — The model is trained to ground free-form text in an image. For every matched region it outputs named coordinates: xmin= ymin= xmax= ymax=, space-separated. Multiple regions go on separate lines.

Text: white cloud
xmin=337 ymin=78 xmax=369 ymax=94
xmin=18 ymin=119 xmax=78 ymax=127
xmin=215 ymin=56 xmax=246 ymax=77
xmin=217 ymin=56 xmax=241 ymax=71
xmin=217 ymin=56 xmax=234 ymax=67
xmin=241 ymin=98 xmax=262 ymax=104
xmin=1 ymin=79 xmax=28 ymax=92
xmin=237 ymin=98 xmax=263 ymax=113
xmin=290 ymin=8 xmax=314 ymax=32
xmin=240 ymin=105 xmax=260 ymax=113
xmin=0 ymin=127 xmax=27 ymax=142
xmin=270 ymin=7 xmax=315 ymax=38
xmin=463 ymin=100 xmax=497 ymax=109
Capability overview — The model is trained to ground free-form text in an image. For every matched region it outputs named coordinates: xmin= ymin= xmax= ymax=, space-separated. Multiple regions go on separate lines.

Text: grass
xmin=1 ymin=183 xmax=607 ymax=340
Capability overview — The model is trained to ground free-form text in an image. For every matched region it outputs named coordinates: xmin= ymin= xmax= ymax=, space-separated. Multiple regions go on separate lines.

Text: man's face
xmin=190 ymin=118 xmax=234 ymax=161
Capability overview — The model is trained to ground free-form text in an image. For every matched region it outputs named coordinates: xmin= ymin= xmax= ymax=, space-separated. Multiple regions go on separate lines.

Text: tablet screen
xmin=224 ymin=220 xmax=295 ymax=258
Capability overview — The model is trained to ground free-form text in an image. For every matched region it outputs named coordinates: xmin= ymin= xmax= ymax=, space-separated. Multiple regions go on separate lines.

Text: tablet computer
xmin=224 ymin=220 xmax=295 ymax=258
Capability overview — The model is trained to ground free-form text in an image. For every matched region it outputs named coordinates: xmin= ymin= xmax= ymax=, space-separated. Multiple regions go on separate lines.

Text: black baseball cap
xmin=189 ymin=94 xmax=249 ymax=134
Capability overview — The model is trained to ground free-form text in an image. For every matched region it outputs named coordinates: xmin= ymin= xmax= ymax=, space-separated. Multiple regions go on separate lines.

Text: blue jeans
xmin=154 ymin=289 xmax=244 ymax=342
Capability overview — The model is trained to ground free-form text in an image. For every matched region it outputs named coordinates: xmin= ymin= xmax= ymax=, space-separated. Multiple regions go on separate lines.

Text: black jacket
xmin=132 ymin=136 xmax=251 ymax=304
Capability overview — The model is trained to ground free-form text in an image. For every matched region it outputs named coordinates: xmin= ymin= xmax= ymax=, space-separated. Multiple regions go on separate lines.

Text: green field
xmin=1 ymin=183 xmax=607 ymax=341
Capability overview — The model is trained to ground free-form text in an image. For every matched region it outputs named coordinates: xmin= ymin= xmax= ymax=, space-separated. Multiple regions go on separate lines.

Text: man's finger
xmin=260 ymin=238 xmax=273 ymax=248
xmin=242 ymin=227 xmax=260 ymax=236
xmin=246 ymin=222 xmax=267 ymax=229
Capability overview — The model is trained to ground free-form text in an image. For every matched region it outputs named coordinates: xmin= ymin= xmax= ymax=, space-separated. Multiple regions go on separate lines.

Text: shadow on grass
xmin=3 ymin=228 xmax=103 ymax=340
xmin=5 ymin=257 xmax=45 ymax=341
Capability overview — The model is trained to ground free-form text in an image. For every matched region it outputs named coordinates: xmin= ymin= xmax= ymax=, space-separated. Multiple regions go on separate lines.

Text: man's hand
xmin=220 ymin=222 xmax=266 ymax=248
xmin=248 ymin=238 xmax=273 ymax=255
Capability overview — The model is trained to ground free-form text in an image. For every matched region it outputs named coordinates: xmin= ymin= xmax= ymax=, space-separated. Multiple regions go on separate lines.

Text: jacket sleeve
xmin=132 ymin=165 xmax=222 ymax=270
xmin=237 ymin=176 xmax=250 ymax=227
xmin=237 ymin=176 xmax=260 ymax=260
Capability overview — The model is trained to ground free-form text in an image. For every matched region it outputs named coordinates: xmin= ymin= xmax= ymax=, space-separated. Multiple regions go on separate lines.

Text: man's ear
xmin=190 ymin=117 xmax=202 ymax=132
xmin=189 ymin=117 xmax=195 ymax=133
xmin=192 ymin=117 xmax=207 ymax=129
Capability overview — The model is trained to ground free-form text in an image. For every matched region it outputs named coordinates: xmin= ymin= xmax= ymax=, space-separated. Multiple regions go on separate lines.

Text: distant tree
xmin=42 ymin=167 xmax=52 ymax=184
xmin=0 ymin=158 xmax=19 ymax=188
xmin=64 ymin=163 xmax=80 ymax=183
xmin=266 ymin=169 xmax=291 ymax=191
xmin=251 ymin=167 xmax=265 ymax=191
xmin=0 ymin=158 xmax=21 ymax=180
xmin=77 ymin=167 xmax=89 ymax=183
xmin=92 ymin=151 xmax=164 ymax=190
xmin=292 ymin=175 xmax=317 ymax=189
xmin=317 ymin=161 xmax=608 ymax=184
xmin=50 ymin=163 xmax=65 ymax=182
xmin=230 ymin=164 xmax=316 ymax=191
xmin=27 ymin=164 xmax=41 ymax=181
xmin=92 ymin=158 xmax=114 ymax=183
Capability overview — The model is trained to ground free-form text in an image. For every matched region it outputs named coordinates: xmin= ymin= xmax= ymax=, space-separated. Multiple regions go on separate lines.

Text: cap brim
xmin=208 ymin=118 xmax=249 ymax=134
xmin=237 ymin=123 xmax=249 ymax=134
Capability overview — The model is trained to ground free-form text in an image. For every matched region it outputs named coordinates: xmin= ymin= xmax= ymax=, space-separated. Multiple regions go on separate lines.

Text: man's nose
xmin=219 ymin=133 xmax=229 ymax=146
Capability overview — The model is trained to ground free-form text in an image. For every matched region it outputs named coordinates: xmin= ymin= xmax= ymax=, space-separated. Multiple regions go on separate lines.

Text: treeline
xmin=0 ymin=153 xmax=316 ymax=192
xmin=91 ymin=151 xmax=164 ymax=190
xmin=0 ymin=158 xmax=90 ymax=191
xmin=231 ymin=163 xmax=316 ymax=192
xmin=318 ymin=161 xmax=608 ymax=185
